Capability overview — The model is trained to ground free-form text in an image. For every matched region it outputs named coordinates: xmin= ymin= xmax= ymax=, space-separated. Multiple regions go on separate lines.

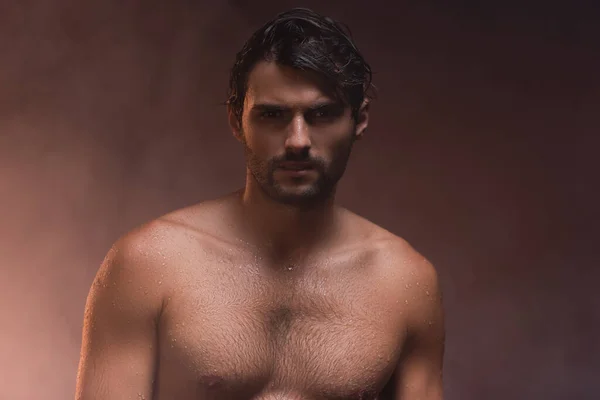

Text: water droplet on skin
xmin=425 ymin=290 xmax=430 ymax=296
xmin=158 ymin=281 xmax=162 ymax=285
xmin=404 ymin=300 xmax=409 ymax=304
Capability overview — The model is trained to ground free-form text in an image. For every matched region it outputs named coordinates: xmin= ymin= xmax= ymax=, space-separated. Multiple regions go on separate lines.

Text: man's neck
xmin=236 ymin=180 xmax=339 ymax=263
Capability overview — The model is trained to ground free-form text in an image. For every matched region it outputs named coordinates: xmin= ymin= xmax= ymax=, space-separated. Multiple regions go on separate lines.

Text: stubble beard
xmin=242 ymin=137 xmax=355 ymax=208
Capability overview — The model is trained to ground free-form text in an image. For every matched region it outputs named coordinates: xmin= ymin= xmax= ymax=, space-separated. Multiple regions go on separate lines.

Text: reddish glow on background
xmin=0 ymin=1 xmax=598 ymax=399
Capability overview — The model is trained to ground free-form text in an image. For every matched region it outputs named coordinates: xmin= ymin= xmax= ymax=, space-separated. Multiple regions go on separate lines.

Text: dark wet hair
xmin=226 ymin=8 xmax=375 ymax=123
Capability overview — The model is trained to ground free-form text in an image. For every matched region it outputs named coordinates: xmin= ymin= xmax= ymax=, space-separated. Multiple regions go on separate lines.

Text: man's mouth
xmin=278 ymin=162 xmax=314 ymax=171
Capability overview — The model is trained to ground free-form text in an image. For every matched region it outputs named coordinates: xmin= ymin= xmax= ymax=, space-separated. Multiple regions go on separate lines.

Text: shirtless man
xmin=75 ymin=8 xmax=444 ymax=400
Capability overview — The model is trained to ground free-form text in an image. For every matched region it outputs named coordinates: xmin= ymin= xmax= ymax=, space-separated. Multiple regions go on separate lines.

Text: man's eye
xmin=310 ymin=107 xmax=340 ymax=120
xmin=261 ymin=111 xmax=281 ymax=119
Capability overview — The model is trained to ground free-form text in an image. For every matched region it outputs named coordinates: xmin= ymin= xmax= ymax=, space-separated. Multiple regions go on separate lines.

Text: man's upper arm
xmin=390 ymin=257 xmax=445 ymax=400
xmin=75 ymin=234 xmax=163 ymax=400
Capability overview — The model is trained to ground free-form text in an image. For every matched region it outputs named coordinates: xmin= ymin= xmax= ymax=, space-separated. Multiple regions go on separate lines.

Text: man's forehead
xmin=245 ymin=61 xmax=338 ymax=107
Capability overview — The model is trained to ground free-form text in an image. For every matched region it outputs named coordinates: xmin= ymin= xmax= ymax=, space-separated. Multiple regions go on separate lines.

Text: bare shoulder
xmin=342 ymin=209 xmax=441 ymax=305
xmin=375 ymin=231 xmax=439 ymax=290
xmin=158 ymin=194 xmax=242 ymax=244
xmin=342 ymin=209 xmax=435 ymax=268
xmin=111 ymin=197 xmax=232 ymax=271
xmin=349 ymin=211 xmax=444 ymax=342
xmin=91 ymin=217 xmax=186 ymax=303
xmin=85 ymin=198 xmax=235 ymax=331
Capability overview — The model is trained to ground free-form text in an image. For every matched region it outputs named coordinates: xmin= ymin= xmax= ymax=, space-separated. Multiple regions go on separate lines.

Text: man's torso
xmin=138 ymin=198 xmax=419 ymax=399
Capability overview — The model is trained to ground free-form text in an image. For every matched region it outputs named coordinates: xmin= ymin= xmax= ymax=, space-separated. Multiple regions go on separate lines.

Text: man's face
xmin=230 ymin=61 xmax=369 ymax=207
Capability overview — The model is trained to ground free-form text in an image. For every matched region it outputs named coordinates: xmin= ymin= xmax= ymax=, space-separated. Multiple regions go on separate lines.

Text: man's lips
xmin=278 ymin=162 xmax=314 ymax=171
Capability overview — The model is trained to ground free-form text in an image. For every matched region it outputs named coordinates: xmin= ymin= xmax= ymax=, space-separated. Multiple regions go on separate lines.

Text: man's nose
xmin=284 ymin=115 xmax=311 ymax=152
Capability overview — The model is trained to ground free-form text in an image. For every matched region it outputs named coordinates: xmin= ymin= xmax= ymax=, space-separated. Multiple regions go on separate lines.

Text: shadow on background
xmin=0 ymin=1 xmax=598 ymax=399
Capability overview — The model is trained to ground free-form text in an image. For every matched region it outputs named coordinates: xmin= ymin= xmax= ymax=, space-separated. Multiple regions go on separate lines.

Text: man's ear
xmin=228 ymin=106 xmax=243 ymax=142
xmin=355 ymin=99 xmax=370 ymax=140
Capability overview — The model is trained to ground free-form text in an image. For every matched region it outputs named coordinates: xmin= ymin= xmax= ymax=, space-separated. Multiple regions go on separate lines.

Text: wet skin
xmin=75 ymin=62 xmax=444 ymax=400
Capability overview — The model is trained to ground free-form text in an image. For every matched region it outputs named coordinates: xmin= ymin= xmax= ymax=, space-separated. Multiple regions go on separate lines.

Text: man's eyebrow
xmin=308 ymin=101 xmax=341 ymax=111
xmin=251 ymin=103 xmax=287 ymax=112
xmin=250 ymin=101 xmax=340 ymax=112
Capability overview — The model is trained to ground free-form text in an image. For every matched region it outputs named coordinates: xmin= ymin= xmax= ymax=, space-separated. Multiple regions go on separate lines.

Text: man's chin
xmin=271 ymin=186 xmax=324 ymax=206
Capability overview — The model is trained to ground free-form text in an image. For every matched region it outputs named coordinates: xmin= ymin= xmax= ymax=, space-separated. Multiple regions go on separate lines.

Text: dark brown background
xmin=1 ymin=1 xmax=598 ymax=399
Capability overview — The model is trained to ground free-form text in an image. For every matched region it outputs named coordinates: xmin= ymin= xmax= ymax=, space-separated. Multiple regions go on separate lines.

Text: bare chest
xmin=155 ymin=264 xmax=406 ymax=399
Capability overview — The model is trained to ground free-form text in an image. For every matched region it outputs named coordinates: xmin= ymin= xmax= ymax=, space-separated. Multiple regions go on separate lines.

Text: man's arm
xmin=383 ymin=258 xmax=445 ymax=400
xmin=75 ymin=234 xmax=163 ymax=400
